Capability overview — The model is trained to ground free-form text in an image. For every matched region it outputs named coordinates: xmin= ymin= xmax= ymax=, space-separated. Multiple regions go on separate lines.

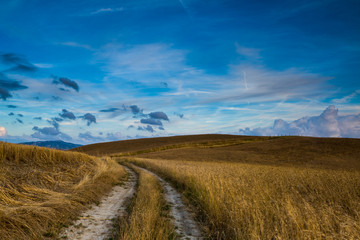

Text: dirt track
xmin=133 ymin=164 xmax=202 ymax=240
xmin=59 ymin=166 xmax=137 ymax=240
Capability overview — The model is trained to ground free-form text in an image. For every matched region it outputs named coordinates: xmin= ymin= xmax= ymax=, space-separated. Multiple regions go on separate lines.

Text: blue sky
xmin=0 ymin=0 xmax=359 ymax=144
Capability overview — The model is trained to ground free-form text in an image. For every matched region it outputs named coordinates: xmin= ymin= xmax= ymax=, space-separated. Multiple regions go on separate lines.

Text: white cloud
xmin=60 ymin=42 xmax=94 ymax=51
xmin=235 ymin=43 xmax=261 ymax=59
xmin=33 ymin=63 xmax=54 ymax=68
xmin=90 ymin=7 xmax=124 ymax=15
xmin=98 ymin=43 xmax=187 ymax=78
xmin=239 ymin=105 xmax=360 ymax=138
xmin=332 ymin=90 xmax=360 ymax=104
xmin=0 ymin=126 xmax=7 ymax=137
xmin=203 ymin=65 xmax=332 ymax=104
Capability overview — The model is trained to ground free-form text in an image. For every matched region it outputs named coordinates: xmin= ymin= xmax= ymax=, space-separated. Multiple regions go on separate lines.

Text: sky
xmin=0 ymin=0 xmax=360 ymax=144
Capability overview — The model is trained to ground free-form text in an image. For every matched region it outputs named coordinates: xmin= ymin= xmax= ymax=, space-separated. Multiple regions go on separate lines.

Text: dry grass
xmin=73 ymin=134 xmax=259 ymax=156
xmin=0 ymin=141 xmax=126 ymax=240
xmin=76 ymin=134 xmax=360 ymax=239
xmin=117 ymin=165 xmax=176 ymax=240
xmin=137 ymin=136 xmax=360 ymax=170
xmin=128 ymin=158 xmax=360 ymax=240
xmin=111 ymin=138 xmax=269 ymax=158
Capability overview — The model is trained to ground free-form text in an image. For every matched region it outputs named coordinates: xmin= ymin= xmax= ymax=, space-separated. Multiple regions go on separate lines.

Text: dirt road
xmin=133 ymin=165 xmax=202 ymax=240
xmin=59 ymin=166 xmax=137 ymax=240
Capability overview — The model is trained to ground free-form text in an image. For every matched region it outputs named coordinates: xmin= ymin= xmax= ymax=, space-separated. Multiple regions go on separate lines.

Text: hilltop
xmin=74 ymin=134 xmax=360 ymax=170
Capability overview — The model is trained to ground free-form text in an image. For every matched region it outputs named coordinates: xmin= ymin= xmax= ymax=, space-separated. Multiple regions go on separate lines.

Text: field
xmin=96 ymin=134 xmax=360 ymax=239
xmin=74 ymin=134 xmax=257 ymax=156
xmin=128 ymin=158 xmax=360 ymax=239
xmin=117 ymin=165 xmax=176 ymax=240
xmin=0 ymin=141 xmax=126 ymax=239
xmin=1 ymin=134 xmax=359 ymax=239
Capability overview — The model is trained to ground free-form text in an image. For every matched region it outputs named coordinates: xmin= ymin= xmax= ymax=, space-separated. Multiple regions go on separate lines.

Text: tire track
xmin=132 ymin=164 xmax=202 ymax=240
xmin=59 ymin=166 xmax=137 ymax=240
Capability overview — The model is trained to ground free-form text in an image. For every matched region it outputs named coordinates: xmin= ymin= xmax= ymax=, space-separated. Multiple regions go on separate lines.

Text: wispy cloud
xmin=178 ymin=0 xmax=191 ymax=16
xmin=90 ymin=7 xmax=124 ymax=15
xmin=202 ymin=65 xmax=332 ymax=104
xmin=332 ymin=90 xmax=360 ymax=104
xmin=60 ymin=42 xmax=94 ymax=51
xmin=97 ymin=43 xmax=187 ymax=81
xmin=235 ymin=43 xmax=262 ymax=60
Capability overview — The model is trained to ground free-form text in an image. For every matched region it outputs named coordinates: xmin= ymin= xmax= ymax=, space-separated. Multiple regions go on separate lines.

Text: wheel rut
xmin=59 ymin=166 xmax=137 ymax=240
xmin=132 ymin=164 xmax=202 ymax=240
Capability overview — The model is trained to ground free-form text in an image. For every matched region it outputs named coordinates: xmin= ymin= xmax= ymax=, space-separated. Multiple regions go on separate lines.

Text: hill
xmin=92 ymin=134 xmax=360 ymax=239
xmin=20 ymin=140 xmax=82 ymax=150
xmin=75 ymin=134 xmax=360 ymax=170
xmin=73 ymin=134 xmax=259 ymax=156
xmin=0 ymin=141 xmax=125 ymax=240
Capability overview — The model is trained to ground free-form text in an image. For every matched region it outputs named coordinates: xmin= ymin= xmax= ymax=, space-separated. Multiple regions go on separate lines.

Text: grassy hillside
xmin=137 ymin=136 xmax=360 ymax=170
xmin=0 ymin=141 xmax=126 ymax=240
xmin=77 ymin=135 xmax=360 ymax=239
xmin=128 ymin=158 xmax=360 ymax=239
xmin=73 ymin=134 xmax=256 ymax=156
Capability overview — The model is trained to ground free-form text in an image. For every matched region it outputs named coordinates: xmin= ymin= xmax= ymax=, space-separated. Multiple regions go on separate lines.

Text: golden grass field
xmin=117 ymin=165 xmax=176 ymax=240
xmin=74 ymin=134 xmax=256 ymax=156
xmin=128 ymin=158 xmax=360 ymax=239
xmin=0 ymin=141 xmax=126 ymax=240
xmin=95 ymin=134 xmax=360 ymax=240
xmin=1 ymin=134 xmax=359 ymax=239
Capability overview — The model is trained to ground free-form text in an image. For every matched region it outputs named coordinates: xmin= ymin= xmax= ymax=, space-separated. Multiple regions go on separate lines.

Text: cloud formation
xmin=0 ymin=52 xmax=37 ymax=73
xmin=204 ymin=65 xmax=330 ymax=104
xmin=81 ymin=113 xmax=96 ymax=126
xmin=139 ymin=111 xmax=169 ymax=127
xmin=0 ymin=126 xmax=6 ymax=137
xmin=0 ymin=72 xmax=28 ymax=100
xmin=7 ymin=105 xmax=17 ymax=108
xmin=31 ymin=120 xmax=72 ymax=141
xmin=52 ymin=76 xmax=79 ymax=92
xmin=59 ymin=109 xmax=76 ymax=120
xmin=130 ymin=105 xmax=142 ymax=115
xmin=239 ymin=105 xmax=360 ymax=138
xmin=90 ymin=7 xmax=124 ymax=15
xmin=149 ymin=111 xmax=169 ymax=121
xmin=137 ymin=125 xmax=155 ymax=133
xmin=78 ymin=131 xmax=122 ymax=143
xmin=32 ymin=126 xmax=59 ymax=136
xmin=140 ymin=118 xmax=162 ymax=126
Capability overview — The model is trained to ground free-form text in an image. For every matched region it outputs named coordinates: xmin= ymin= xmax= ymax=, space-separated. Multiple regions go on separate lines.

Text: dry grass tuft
xmin=117 ymin=165 xmax=176 ymax=240
xmin=129 ymin=158 xmax=360 ymax=240
xmin=0 ymin=141 xmax=126 ymax=240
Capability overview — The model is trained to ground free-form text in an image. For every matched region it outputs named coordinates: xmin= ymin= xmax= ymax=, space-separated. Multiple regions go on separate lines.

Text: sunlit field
xmin=117 ymin=165 xmax=176 ymax=240
xmin=128 ymin=158 xmax=360 ymax=239
xmin=0 ymin=142 xmax=125 ymax=239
